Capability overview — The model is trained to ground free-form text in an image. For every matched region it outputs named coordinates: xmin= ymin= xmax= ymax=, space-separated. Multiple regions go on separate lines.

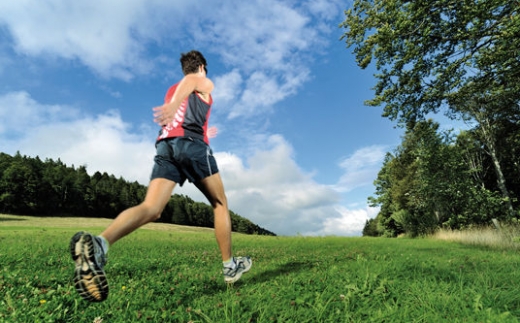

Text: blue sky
xmin=0 ymin=0 xmax=406 ymax=236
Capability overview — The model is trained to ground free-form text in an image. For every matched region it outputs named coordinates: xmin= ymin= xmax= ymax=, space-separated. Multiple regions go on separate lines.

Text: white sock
xmin=223 ymin=258 xmax=236 ymax=269
xmin=98 ymin=235 xmax=109 ymax=254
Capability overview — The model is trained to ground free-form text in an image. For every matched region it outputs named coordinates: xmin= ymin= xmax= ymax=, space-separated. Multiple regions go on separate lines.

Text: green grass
xmin=2 ymin=215 xmax=520 ymax=322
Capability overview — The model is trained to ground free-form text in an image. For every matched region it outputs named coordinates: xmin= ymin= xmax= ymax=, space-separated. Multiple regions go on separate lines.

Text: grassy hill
xmin=2 ymin=214 xmax=520 ymax=322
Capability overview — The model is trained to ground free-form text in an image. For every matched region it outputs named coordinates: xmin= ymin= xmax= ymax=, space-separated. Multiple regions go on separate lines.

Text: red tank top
xmin=156 ymin=83 xmax=213 ymax=144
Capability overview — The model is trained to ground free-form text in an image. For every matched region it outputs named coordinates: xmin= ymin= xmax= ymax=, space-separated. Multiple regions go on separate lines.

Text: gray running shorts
xmin=150 ymin=137 xmax=219 ymax=186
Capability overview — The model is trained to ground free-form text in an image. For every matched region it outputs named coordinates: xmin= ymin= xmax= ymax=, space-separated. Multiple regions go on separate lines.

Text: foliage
xmin=341 ymin=0 xmax=520 ymax=236
xmin=2 ymin=220 xmax=520 ymax=322
xmin=0 ymin=152 xmax=275 ymax=236
xmin=341 ymin=0 xmax=519 ymax=124
xmin=361 ymin=218 xmax=378 ymax=237
xmin=366 ymin=120 xmax=514 ymax=237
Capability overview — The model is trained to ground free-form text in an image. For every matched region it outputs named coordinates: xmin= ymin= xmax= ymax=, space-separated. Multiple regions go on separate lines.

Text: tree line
xmin=363 ymin=119 xmax=520 ymax=237
xmin=0 ymin=152 xmax=275 ymax=236
xmin=341 ymin=0 xmax=519 ymax=236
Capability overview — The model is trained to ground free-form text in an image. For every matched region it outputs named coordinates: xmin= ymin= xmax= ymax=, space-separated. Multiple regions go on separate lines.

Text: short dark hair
xmin=180 ymin=50 xmax=208 ymax=75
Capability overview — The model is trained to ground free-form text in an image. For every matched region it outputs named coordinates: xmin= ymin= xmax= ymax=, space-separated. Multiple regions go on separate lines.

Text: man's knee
xmin=151 ymin=212 xmax=162 ymax=221
xmin=207 ymin=192 xmax=227 ymax=209
xmin=139 ymin=203 xmax=163 ymax=221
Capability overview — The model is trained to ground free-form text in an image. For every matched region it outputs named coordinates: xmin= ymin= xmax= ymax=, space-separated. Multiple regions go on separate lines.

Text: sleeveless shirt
xmin=156 ymin=82 xmax=213 ymax=144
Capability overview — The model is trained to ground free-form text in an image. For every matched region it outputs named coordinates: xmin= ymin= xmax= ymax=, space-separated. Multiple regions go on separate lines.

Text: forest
xmin=0 ymin=152 xmax=275 ymax=236
xmin=341 ymin=0 xmax=520 ymax=237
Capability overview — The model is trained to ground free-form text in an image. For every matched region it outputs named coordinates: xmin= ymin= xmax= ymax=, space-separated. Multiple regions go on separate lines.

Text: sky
xmin=0 ymin=0 xmax=407 ymax=236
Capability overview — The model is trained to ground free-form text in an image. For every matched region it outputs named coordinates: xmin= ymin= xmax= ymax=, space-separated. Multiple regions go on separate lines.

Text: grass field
xmin=2 ymin=214 xmax=520 ymax=322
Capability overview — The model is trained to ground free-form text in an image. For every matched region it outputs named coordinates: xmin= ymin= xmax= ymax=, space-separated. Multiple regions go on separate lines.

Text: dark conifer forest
xmin=0 ymin=152 xmax=275 ymax=236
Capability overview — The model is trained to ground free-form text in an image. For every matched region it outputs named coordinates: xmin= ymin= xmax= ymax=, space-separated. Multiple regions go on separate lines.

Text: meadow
xmin=2 ymin=214 xmax=520 ymax=323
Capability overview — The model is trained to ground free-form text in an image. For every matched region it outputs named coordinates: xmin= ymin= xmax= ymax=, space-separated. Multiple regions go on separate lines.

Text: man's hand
xmin=153 ymin=104 xmax=175 ymax=126
xmin=207 ymin=126 xmax=218 ymax=138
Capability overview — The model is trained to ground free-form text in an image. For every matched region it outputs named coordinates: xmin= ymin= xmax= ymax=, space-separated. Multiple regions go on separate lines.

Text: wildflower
xmin=39 ymin=299 xmax=46 ymax=305
xmin=121 ymin=286 xmax=127 ymax=291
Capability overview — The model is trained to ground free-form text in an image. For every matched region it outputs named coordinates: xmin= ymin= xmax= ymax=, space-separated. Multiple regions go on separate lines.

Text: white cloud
xmin=195 ymin=0 xmax=321 ymax=119
xmin=0 ymin=91 xmax=155 ymax=183
xmin=313 ymin=205 xmax=380 ymax=236
xmin=0 ymin=0 xmax=189 ymax=80
xmin=0 ymin=91 xmax=382 ymax=236
xmin=305 ymin=0 xmax=345 ymax=20
xmin=0 ymin=0 xmax=381 ymax=237
xmin=0 ymin=91 xmax=80 ymax=135
xmin=212 ymin=69 xmax=243 ymax=111
xmin=227 ymin=69 xmax=310 ymax=119
xmin=0 ymin=0 xmax=340 ymax=119
xmin=148 ymin=134 xmax=348 ymax=236
xmin=197 ymin=1 xmax=313 ymax=71
xmin=334 ymin=145 xmax=387 ymax=193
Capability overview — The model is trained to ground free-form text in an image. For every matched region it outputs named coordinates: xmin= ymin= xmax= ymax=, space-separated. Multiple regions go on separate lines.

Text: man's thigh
xmin=143 ymin=178 xmax=177 ymax=209
xmin=196 ymin=173 xmax=226 ymax=207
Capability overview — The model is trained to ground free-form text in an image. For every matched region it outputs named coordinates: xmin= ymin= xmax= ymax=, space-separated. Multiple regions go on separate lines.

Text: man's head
xmin=180 ymin=50 xmax=208 ymax=75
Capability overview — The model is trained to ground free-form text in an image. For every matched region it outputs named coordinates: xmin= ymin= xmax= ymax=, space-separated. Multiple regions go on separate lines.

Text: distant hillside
xmin=0 ymin=152 xmax=275 ymax=236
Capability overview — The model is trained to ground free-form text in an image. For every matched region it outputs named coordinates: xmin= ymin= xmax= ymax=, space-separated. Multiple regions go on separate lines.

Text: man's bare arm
xmin=153 ymin=73 xmax=214 ymax=126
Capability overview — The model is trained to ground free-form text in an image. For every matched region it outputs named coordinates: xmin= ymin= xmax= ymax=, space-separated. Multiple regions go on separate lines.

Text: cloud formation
xmin=0 ymin=0 xmax=167 ymax=80
xmin=0 ymin=1 xmax=384 ymax=236
xmin=0 ymin=0 xmax=342 ymax=119
xmin=0 ymin=90 xmax=381 ymax=236
xmin=0 ymin=91 xmax=155 ymax=183
xmin=195 ymin=1 xmax=321 ymax=119
xmin=334 ymin=146 xmax=388 ymax=193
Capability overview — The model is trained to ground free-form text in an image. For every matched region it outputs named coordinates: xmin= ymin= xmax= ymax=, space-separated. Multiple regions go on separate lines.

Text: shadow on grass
xmin=248 ymin=260 xmax=315 ymax=284
xmin=172 ymin=261 xmax=315 ymax=305
xmin=92 ymin=259 xmax=316 ymax=310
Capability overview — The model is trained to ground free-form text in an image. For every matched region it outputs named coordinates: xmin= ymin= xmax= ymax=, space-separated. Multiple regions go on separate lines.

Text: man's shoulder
xmin=164 ymin=83 xmax=180 ymax=103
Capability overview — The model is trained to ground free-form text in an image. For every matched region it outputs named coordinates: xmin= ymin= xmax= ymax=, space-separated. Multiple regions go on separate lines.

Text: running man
xmin=70 ymin=50 xmax=252 ymax=302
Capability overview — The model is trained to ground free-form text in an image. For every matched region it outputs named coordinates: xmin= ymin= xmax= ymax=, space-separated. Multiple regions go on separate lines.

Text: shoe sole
xmin=224 ymin=259 xmax=252 ymax=284
xmin=70 ymin=232 xmax=109 ymax=302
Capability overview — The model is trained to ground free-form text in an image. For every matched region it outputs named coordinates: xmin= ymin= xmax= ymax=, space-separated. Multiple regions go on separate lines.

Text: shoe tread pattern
xmin=70 ymin=232 xmax=109 ymax=302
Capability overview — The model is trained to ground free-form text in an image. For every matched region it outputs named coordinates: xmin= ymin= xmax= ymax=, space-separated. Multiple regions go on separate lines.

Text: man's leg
xmin=70 ymin=178 xmax=176 ymax=301
xmin=196 ymin=173 xmax=252 ymax=283
xmin=101 ymin=178 xmax=176 ymax=244
xmin=196 ymin=173 xmax=232 ymax=261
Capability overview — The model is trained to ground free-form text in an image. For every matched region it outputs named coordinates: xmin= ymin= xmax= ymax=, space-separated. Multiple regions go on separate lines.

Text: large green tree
xmin=369 ymin=120 xmax=449 ymax=236
xmin=367 ymin=120 xmax=504 ymax=236
xmin=341 ymin=0 xmax=519 ymax=216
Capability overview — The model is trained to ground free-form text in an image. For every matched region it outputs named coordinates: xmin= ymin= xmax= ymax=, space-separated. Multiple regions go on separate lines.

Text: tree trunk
xmin=479 ymin=114 xmax=515 ymax=218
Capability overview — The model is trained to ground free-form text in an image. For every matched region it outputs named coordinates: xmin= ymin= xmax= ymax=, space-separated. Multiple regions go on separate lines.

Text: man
xmin=70 ymin=50 xmax=252 ymax=302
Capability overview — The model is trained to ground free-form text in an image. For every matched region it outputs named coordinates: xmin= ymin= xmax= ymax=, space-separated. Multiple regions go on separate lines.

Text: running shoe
xmin=223 ymin=256 xmax=252 ymax=283
xmin=69 ymin=231 xmax=108 ymax=302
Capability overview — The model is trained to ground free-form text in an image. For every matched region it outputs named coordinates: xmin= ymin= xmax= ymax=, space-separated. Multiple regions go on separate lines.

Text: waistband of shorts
xmin=156 ymin=136 xmax=205 ymax=144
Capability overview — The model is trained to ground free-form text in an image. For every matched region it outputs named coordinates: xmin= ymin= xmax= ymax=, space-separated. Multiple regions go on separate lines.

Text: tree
xmin=451 ymin=95 xmax=519 ymax=217
xmin=369 ymin=119 xmax=504 ymax=236
xmin=0 ymin=153 xmax=39 ymax=214
xmin=362 ymin=218 xmax=379 ymax=236
xmin=369 ymin=121 xmax=446 ymax=236
xmin=0 ymin=152 xmax=276 ymax=235
xmin=368 ymin=152 xmax=403 ymax=237
xmin=341 ymin=0 xmax=520 ymax=216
